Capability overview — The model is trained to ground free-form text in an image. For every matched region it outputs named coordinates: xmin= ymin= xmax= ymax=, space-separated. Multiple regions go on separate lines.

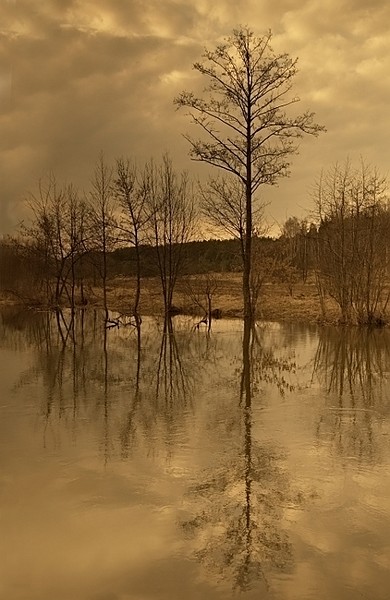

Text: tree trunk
xmin=243 ymin=94 xmax=253 ymax=323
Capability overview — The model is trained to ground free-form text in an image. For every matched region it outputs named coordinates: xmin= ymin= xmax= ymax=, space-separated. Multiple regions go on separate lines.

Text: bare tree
xmin=15 ymin=175 xmax=89 ymax=311
xmin=67 ymin=187 xmax=90 ymax=311
xmin=144 ymin=155 xmax=196 ymax=315
xmin=25 ymin=175 xmax=67 ymax=306
xmin=113 ymin=157 xmax=149 ymax=319
xmin=183 ymin=272 xmax=219 ymax=330
xmin=314 ymin=159 xmax=390 ymax=324
xmin=89 ymin=155 xmax=117 ymax=322
xmin=175 ymin=27 xmax=324 ymax=322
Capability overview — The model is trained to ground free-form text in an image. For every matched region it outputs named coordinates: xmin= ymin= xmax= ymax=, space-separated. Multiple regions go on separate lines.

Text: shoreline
xmin=2 ymin=273 xmax=388 ymax=326
xmin=0 ymin=274 xmax=344 ymax=326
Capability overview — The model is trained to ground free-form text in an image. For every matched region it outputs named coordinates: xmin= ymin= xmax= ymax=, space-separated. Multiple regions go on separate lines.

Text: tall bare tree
xmin=90 ymin=155 xmax=117 ymax=322
xmin=175 ymin=27 xmax=324 ymax=321
xmin=144 ymin=155 xmax=196 ymax=315
xmin=113 ymin=157 xmax=149 ymax=319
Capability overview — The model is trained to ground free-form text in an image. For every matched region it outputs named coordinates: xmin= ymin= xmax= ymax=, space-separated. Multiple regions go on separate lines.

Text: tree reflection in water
xmin=0 ymin=308 xmax=127 ymax=452
xmin=0 ymin=309 xmax=204 ymax=461
xmin=155 ymin=316 xmax=193 ymax=410
xmin=314 ymin=327 xmax=390 ymax=462
xmin=119 ymin=316 xmax=142 ymax=458
xmin=181 ymin=320 xmax=295 ymax=593
xmin=120 ymin=315 xmax=202 ymax=459
xmin=1 ymin=309 xmax=298 ymax=592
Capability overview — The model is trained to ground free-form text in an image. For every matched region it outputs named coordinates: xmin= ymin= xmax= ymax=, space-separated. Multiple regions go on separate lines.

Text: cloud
xmin=1 ymin=0 xmax=390 ymax=234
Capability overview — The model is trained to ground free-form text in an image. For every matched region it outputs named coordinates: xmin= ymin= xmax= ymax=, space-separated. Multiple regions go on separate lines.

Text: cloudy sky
xmin=1 ymin=0 xmax=390 ymax=236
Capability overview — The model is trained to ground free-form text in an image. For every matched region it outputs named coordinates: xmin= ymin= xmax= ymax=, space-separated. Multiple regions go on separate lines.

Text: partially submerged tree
xmin=16 ymin=175 xmax=89 ymax=310
xmin=144 ymin=155 xmax=196 ymax=315
xmin=113 ymin=158 xmax=149 ymax=319
xmin=25 ymin=175 xmax=68 ymax=306
xmin=183 ymin=272 xmax=219 ymax=331
xmin=90 ymin=155 xmax=117 ymax=322
xmin=175 ymin=26 xmax=324 ymax=321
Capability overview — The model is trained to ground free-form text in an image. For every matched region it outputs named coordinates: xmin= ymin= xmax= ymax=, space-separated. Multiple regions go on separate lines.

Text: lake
xmin=0 ymin=308 xmax=389 ymax=600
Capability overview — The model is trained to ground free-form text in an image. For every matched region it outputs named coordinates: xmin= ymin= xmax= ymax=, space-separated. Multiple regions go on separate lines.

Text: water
xmin=0 ymin=308 xmax=389 ymax=600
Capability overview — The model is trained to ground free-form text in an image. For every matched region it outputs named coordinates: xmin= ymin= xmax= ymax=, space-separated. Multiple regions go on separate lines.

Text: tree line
xmin=2 ymin=156 xmax=390 ymax=326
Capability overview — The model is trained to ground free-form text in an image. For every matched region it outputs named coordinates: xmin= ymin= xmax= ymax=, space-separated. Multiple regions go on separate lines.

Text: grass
xmin=96 ymin=273 xmax=340 ymax=324
xmin=0 ymin=272 xmax=343 ymax=323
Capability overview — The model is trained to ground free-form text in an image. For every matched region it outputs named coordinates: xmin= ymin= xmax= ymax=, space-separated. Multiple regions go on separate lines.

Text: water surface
xmin=0 ymin=309 xmax=389 ymax=600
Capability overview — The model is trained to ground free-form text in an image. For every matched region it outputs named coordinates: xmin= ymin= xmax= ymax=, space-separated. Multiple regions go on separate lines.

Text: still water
xmin=0 ymin=308 xmax=389 ymax=600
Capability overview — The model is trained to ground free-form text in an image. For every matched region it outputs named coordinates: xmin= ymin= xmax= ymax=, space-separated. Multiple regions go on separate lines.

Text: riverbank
xmin=0 ymin=274 xmax=342 ymax=323
xmin=85 ymin=273 xmax=341 ymax=324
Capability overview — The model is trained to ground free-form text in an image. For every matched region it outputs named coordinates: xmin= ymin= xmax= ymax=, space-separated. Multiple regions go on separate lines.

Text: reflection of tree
xmin=0 ymin=307 xmax=52 ymax=350
xmin=1 ymin=309 xmax=204 ymax=461
xmin=244 ymin=323 xmax=296 ymax=397
xmin=119 ymin=317 xmax=201 ymax=458
xmin=119 ymin=318 xmax=142 ymax=458
xmin=155 ymin=317 xmax=192 ymax=409
xmin=181 ymin=320 xmax=294 ymax=592
xmin=1 ymin=309 xmax=114 ymax=445
xmin=313 ymin=327 xmax=390 ymax=462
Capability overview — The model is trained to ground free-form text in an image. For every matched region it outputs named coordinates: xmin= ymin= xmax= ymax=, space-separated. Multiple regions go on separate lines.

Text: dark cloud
xmin=1 ymin=0 xmax=390 ymax=234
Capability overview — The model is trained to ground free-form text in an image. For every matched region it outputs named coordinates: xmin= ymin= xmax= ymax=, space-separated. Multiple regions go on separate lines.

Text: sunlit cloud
xmin=1 ymin=0 xmax=390 ymax=234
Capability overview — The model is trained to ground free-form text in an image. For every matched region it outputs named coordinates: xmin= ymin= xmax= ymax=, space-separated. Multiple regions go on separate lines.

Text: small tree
xmin=183 ymin=272 xmax=219 ymax=330
xmin=175 ymin=27 xmax=324 ymax=321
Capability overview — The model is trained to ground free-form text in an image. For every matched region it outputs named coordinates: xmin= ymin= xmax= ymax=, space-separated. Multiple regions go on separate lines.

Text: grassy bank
xmin=89 ymin=273 xmax=341 ymax=324
xmin=0 ymin=273 xmax=342 ymax=323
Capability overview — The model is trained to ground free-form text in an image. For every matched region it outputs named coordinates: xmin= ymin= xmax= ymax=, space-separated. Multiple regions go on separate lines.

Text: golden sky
xmin=1 ymin=0 xmax=390 ymax=234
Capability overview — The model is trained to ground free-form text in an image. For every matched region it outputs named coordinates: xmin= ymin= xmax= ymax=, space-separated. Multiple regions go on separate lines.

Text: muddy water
xmin=0 ymin=308 xmax=389 ymax=600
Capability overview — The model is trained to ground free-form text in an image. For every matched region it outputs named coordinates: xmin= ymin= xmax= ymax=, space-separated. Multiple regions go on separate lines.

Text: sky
xmin=1 ymin=0 xmax=390 ymax=236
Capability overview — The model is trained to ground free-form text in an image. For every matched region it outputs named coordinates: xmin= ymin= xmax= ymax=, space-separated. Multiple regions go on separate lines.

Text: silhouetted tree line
xmin=111 ymin=239 xmax=247 ymax=277
xmin=3 ymin=163 xmax=390 ymax=327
